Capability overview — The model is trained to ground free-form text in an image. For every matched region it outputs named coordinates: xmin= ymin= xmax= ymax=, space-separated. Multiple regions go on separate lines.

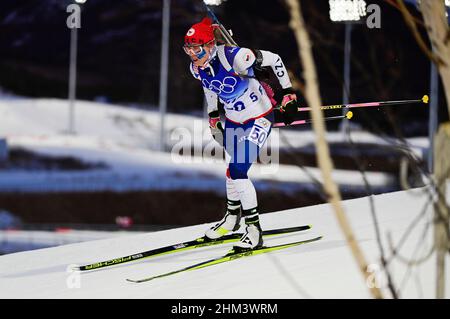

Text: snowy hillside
xmin=0 ymin=187 xmax=448 ymax=299
xmin=0 ymin=228 xmax=145 ymax=255
xmin=0 ymin=98 xmax=427 ymax=193
xmin=0 ymin=97 xmax=428 ymax=152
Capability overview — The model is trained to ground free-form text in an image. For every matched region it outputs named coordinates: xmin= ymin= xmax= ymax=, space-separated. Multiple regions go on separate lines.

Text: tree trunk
xmin=420 ymin=0 xmax=450 ymax=116
xmin=433 ymin=122 xmax=450 ymax=299
xmin=285 ymin=0 xmax=383 ymax=299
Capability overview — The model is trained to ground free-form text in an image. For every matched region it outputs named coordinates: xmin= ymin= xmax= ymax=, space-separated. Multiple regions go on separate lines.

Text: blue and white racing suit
xmin=190 ymin=45 xmax=293 ymax=181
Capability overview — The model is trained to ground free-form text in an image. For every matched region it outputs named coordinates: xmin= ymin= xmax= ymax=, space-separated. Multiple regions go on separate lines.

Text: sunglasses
xmin=183 ymin=40 xmax=214 ymax=59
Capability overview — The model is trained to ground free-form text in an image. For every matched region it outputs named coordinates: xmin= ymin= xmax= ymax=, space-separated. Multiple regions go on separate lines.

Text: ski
xmin=76 ymin=225 xmax=311 ymax=271
xmin=126 ymin=235 xmax=322 ymax=283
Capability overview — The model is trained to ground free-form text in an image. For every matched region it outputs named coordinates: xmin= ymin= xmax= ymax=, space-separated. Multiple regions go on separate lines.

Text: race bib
xmin=247 ymin=117 xmax=271 ymax=148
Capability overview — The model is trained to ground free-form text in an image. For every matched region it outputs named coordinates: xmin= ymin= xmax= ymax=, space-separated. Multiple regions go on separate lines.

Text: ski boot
xmin=233 ymin=207 xmax=263 ymax=251
xmin=205 ymin=199 xmax=242 ymax=239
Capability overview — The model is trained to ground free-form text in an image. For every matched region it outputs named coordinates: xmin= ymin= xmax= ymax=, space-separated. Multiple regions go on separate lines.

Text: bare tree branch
xmin=395 ymin=0 xmax=444 ymax=66
xmin=285 ymin=0 xmax=383 ymax=299
xmin=420 ymin=0 xmax=450 ymax=117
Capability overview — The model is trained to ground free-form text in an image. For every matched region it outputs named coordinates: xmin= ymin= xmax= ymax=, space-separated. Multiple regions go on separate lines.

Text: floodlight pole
xmin=67 ymin=0 xmax=87 ymax=135
xmin=158 ymin=0 xmax=170 ymax=151
xmin=341 ymin=23 xmax=352 ymax=133
xmin=68 ymin=21 xmax=78 ymax=135
xmin=428 ymin=52 xmax=439 ymax=173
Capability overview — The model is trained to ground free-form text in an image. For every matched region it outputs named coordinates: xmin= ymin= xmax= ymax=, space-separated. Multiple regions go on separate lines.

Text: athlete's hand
xmin=276 ymin=87 xmax=299 ymax=125
xmin=208 ymin=111 xmax=224 ymax=146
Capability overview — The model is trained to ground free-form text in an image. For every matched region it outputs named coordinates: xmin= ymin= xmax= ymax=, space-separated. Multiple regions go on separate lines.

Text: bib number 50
xmin=248 ymin=117 xmax=271 ymax=147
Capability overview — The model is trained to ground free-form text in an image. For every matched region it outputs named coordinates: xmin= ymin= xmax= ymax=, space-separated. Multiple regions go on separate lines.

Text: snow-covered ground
xmin=0 ymin=228 xmax=143 ymax=255
xmin=0 ymin=187 xmax=448 ymax=299
xmin=0 ymin=97 xmax=444 ymax=299
xmin=0 ymin=134 xmax=396 ymax=193
xmin=0 ymin=98 xmax=427 ymax=193
xmin=0 ymin=98 xmax=428 ymax=151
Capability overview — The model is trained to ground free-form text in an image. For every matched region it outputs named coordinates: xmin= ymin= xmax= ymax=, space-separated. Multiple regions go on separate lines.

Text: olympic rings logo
xmin=202 ymin=76 xmax=237 ymax=95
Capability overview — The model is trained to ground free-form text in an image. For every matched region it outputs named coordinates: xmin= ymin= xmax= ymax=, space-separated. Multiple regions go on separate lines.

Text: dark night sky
xmin=0 ymin=0 xmax=448 ymax=136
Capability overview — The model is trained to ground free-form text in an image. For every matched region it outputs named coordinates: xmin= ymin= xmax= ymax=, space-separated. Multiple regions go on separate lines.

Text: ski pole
xmin=273 ymin=111 xmax=354 ymax=128
xmin=295 ymin=95 xmax=429 ymax=112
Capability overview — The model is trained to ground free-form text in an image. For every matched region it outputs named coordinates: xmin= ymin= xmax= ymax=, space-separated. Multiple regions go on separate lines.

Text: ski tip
xmin=422 ymin=95 xmax=429 ymax=104
xmin=126 ymin=278 xmax=138 ymax=283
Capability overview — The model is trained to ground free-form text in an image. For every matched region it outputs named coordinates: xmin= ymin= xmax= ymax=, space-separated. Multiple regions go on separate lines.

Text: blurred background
xmin=0 ymin=0 xmax=449 ymax=254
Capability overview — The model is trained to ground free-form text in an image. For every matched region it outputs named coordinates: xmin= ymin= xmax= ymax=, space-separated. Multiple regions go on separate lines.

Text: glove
xmin=275 ymin=87 xmax=299 ymax=125
xmin=208 ymin=111 xmax=224 ymax=146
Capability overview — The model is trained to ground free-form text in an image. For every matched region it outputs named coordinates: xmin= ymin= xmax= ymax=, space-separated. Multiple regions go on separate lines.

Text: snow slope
xmin=0 ymin=97 xmax=428 ymax=153
xmin=0 ymin=97 xmax=424 ymax=193
xmin=0 ymin=229 xmax=145 ymax=255
xmin=0 ymin=134 xmax=395 ymax=193
xmin=0 ymin=187 xmax=447 ymax=299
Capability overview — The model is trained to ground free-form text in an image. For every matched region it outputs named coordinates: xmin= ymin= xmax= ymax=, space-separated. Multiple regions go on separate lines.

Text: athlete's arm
xmin=204 ymin=86 xmax=219 ymax=114
xmin=192 ymin=66 xmax=222 ymax=145
xmin=232 ymin=48 xmax=293 ymax=89
xmin=189 ymin=61 xmax=219 ymax=114
xmin=204 ymin=87 xmax=223 ymax=146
